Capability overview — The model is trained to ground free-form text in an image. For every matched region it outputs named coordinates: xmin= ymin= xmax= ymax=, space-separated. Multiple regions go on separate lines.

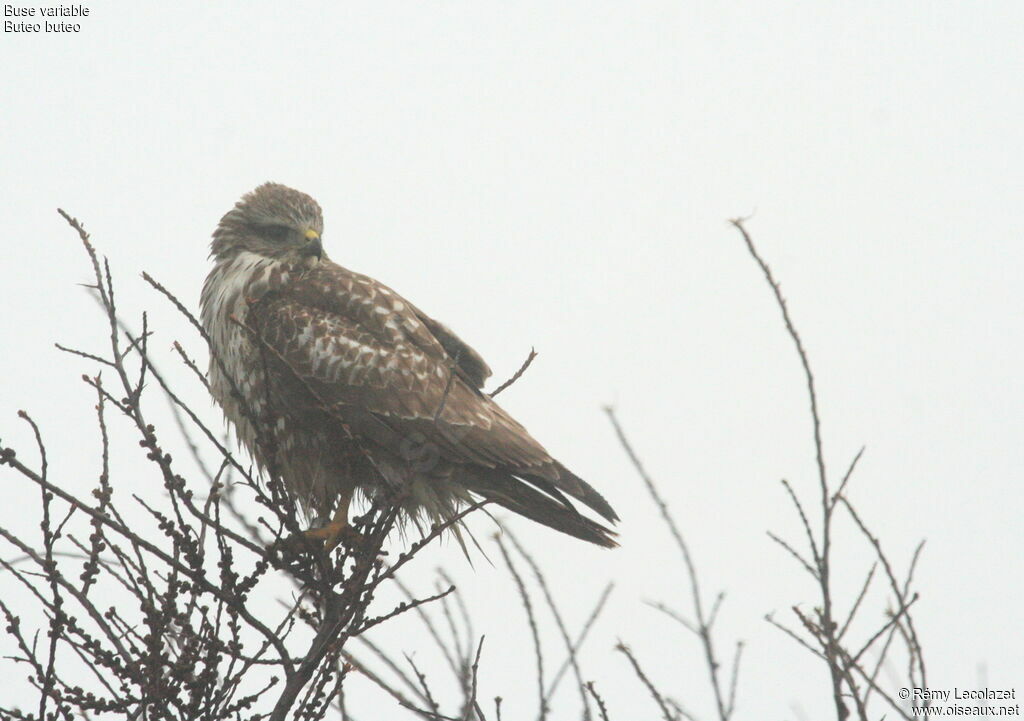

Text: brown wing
xmin=249 ymin=262 xmax=613 ymax=504
xmin=409 ymin=308 xmax=492 ymax=389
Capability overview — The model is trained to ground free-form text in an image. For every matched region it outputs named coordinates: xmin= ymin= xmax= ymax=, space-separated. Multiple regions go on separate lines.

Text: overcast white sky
xmin=1 ymin=2 xmax=1022 ymax=718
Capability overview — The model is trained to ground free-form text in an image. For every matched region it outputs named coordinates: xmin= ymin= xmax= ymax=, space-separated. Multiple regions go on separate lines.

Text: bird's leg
xmin=303 ymin=487 xmax=360 ymax=552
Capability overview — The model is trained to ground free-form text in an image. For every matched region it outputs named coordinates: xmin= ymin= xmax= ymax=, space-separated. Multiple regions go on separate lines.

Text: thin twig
xmin=489 ymin=348 xmax=538 ymax=398
xmin=606 ymin=406 xmax=732 ymax=720
xmin=494 ymin=535 xmax=547 ymax=721
xmin=616 ymin=642 xmax=675 ymax=721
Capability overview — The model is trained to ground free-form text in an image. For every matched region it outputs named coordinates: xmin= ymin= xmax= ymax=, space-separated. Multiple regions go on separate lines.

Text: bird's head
xmin=211 ymin=183 xmax=325 ymax=265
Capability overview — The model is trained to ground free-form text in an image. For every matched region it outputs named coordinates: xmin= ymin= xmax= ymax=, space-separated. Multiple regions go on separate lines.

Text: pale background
xmin=1 ymin=2 xmax=1021 ymax=718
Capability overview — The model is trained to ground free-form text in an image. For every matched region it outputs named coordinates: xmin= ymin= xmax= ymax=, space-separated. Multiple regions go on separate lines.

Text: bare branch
xmin=489 ymin=348 xmax=538 ymax=398
xmin=616 ymin=642 xmax=676 ymax=721
xmin=606 ymin=406 xmax=734 ymax=720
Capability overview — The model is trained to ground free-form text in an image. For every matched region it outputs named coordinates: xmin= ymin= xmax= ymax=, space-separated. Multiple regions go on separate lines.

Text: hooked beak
xmin=301 ymin=232 xmax=323 ymax=261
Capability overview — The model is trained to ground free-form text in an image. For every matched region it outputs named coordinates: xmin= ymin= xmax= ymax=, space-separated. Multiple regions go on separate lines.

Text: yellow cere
xmin=304 ymin=229 xmax=320 ymax=240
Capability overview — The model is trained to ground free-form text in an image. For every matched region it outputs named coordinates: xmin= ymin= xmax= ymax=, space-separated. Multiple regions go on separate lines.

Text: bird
xmin=200 ymin=183 xmax=618 ymax=551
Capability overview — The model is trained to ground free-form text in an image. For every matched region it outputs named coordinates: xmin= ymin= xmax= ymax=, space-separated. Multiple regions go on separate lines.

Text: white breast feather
xmin=200 ymin=251 xmax=285 ymax=454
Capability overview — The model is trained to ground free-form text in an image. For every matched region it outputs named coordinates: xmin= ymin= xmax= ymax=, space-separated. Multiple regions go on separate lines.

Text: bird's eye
xmin=258 ymin=224 xmax=292 ymax=243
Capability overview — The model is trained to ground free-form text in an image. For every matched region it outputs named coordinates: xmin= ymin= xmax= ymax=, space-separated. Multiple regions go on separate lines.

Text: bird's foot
xmin=303 ymin=520 xmax=365 ymax=553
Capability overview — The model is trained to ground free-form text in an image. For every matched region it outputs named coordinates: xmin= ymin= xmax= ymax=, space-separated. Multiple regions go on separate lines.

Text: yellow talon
xmin=302 ymin=488 xmax=358 ymax=552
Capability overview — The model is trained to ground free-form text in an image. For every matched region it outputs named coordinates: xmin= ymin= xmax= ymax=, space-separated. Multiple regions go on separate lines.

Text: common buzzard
xmin=200 ymin=183 xmax=618 ymax=549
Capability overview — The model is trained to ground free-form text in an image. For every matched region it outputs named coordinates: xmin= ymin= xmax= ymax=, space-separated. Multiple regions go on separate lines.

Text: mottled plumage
xmin=200 ymin=183 xmax=618 ymax=547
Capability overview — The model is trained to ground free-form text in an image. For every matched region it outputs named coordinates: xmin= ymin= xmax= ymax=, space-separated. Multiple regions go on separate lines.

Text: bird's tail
xmin=464 ymin=469 xmax=618 ymax=548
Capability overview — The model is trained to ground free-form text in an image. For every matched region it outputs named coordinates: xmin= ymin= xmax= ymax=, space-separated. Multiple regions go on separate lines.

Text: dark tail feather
xmin=550 ymin=462 xmax=620 ymax=523
xmin=465 ymin=469 xmax=618 ymax=548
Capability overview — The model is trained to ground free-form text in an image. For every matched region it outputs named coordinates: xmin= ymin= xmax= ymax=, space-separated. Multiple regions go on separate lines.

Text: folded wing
xmin=249 ymin=261 xmax=618 ymax=544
